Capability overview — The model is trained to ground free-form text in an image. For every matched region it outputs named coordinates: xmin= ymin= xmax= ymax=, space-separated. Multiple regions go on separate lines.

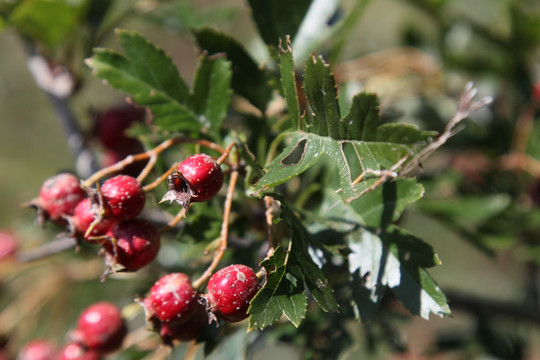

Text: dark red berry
xmin=105 ymin=219 xmax=160 ymax=271
xmin=18 ymin=340 xmax=56 ymax=360
xmin=94 ymin=106 xmax=144 ymax=151
xmin=207 ymin=264 xmax=260 ymax=322
xmin=0 ymin=231 xmax=18 ymax=260
xmin=72 ymin=302 xmax=126 ymax=354
xmin=101 ymin=175 xmax=145 ymax=221
xmin=178 ymin=154 xmax=224 ymax=202
xmin=37 ymin=173 xmax=86 ymax=224
xmin=57 ymin=343 xmax=102 ymax=360
xmin=145 ymin=273 xmax=197 ymax=323
xmin=71 ymin=198 xmax=114 ymax=241
xmin=158 ymin=301 xmax=208 ymax=344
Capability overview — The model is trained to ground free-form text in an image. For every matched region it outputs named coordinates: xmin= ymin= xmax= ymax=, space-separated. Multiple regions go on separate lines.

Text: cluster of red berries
xmin=25 ymin=150 xmax=263 ymax=349
xmin=33 ymin=172 xmax=159 ymax=272
xmin=16 ymin=302 xmax=126 ymax=360
xmin=141 ymin=264 xmax=260 ymax=344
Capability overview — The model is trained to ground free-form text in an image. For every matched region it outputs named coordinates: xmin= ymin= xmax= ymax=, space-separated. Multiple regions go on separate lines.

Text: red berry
xmin=101 ymin=142 xmax=145 ymax=178
xmin=94 ymin=106 xmax=144 ymax=151
xmin=71 ymin=199 xmax=114 ymax=241
xmin=18 ymin=340 xmax=56 ymax=360
xmin=0 ymin=231 xmax=18 ymax=260
xmin=72 ymin=302 xmax=126 ymax=354
xmin=101 ymin=175 xmax=145 ymax=221
xmin=105 ymin=219 xmax=160 ymax=271
xmin=207 ymin=264 xmax=260 ymax=322
xmin=57 ymin=343 xmax=102 ymax=360
xmin=37 ymin=173 xmax=86 ymax=224
xmin=146 ymin=273 xmax=198 ymax=323
xmin=177 ymin=154 xmax=224 ymax=202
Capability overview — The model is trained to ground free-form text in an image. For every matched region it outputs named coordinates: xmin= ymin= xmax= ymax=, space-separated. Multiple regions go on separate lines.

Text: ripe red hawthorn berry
xmin=207 ymin=264 xmax=260 ymax=323
xmin=57 ymin=343 xmax=102 ymax=360
xmin=0 ymin=231 xmax=18 ymax=260
xmin=72 ymin=302 xmax=127 ymax=354
xmin=101 ymin=175 xmax=145 ymax=221
xmin=36 ymin=173 xmax=86 ymax=224
xmin=145 ymin=273 xmax=198 ymax=323
xmin=161 ymin=154 xmax=223 ymax=206
xmin=71 ymin=198 xmax=114 ymax=241
xmin=18 ymin=340 xmax=57 ymax=360
xmin=105 ymin=219 xmax=160 ymax=271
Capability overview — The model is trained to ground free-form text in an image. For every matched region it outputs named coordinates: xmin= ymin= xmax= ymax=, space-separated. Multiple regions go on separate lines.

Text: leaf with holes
xmin=251 ymin=50 xmax=435 ymax=202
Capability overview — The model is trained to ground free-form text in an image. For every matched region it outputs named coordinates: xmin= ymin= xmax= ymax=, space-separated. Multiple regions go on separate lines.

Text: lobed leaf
xmin=279 ymin=38 xmax=302 ymax=129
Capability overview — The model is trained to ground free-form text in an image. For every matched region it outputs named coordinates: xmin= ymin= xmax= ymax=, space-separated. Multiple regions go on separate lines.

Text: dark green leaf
xmin=10 ymin=0 xmax=84 ymax=47
xmin=279 ymin=38 xmax=302 ymax=129
xmin=189 ymin=54 xmax=232 ymax=136
xmin=247 ymin=0 xmax=312 ymax=46
xmin=304 ymin=55 xmax=341 ymax=138
xmin=281 ymin=206 xmax=339 ymax=313
xmin=193 ymin=27 xmax=273 ymax=111
xmin=248 ymin=246 xmax=307 ymax=330
xmin=86 ymin=30 xmax=201 ymax=132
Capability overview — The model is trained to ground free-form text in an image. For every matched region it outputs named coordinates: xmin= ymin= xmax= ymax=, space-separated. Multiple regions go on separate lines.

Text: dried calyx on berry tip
xmin=206 ymin=264 xmax=260 ymax=323
xmin=160 ymin=153 xmax=224 ymax=208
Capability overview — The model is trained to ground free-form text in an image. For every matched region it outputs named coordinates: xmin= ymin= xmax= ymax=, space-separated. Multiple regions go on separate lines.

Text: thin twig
xmin=264 ymin=196 xmax=276 ymax=257
xmin=192 ymin=169 xmax=239 ymax=290
xmin=16 ymin=236 xmax=77 ymax=262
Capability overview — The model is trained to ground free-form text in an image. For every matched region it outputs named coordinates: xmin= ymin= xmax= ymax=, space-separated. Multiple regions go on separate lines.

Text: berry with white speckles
xmin=36 ymin=173 xmax=86 ymax=225
xmin=160 ymin=153 xmax=224 ymax=207
xmin=207 ymin=264 xmax=260 ymax=322
xmin=105 ymin=219 xmax=160 ymax=271
xmin=72 ymin=302 xmax=127 ymax=354
xmin=145 ymin=273 xmax=198 ymax=323
xmin=101 ymin=175 xmax=145 ymax=221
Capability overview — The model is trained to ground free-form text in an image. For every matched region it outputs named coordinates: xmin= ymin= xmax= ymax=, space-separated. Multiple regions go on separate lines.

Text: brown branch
xmin=16 ymin=236 xmax=77 ymax=262
xmin=192 ymin=169 xmax=239 ymax=290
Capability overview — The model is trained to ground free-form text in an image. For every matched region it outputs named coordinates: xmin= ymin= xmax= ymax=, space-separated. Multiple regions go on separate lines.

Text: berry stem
xmin=143 ymin=163 xmax=179 ymax=192
xmin=82 ymin=137 xmax=228 ymax=187
xmin=192 ymin=168 xmax=239 ymax=290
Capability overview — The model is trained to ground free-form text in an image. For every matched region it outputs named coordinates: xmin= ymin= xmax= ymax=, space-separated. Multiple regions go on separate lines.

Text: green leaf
xmin=348 ymin=226 xmax=450 ymax=321
xmin=247 ymin=0 xmax=313 ymax=46
xmin=281 ymin=205 xmax=339 ymax=313
xmin=248 ymin=246 xmax=307 ymax=330
xmin=189 ymin=54 xmax=232 ymax=136
xmin=9 ymin=0 xmax=84 ymax=47
xmin=304 ymin=55 xmax=341 ymax=137
xmin=279 ymin=38 xmax=301 ymax=129
xmin=86 ymin=30 xmax=200 ymax=133
xmin=193 ymin=27 xmax=273 ymax=112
